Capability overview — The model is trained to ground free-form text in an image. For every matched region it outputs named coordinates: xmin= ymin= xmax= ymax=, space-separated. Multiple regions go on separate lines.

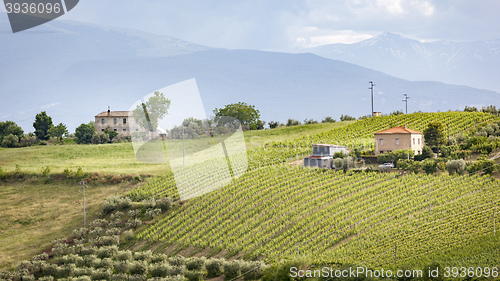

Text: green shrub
xmin=145 ymin=208 xmax=162 ymax=219
xmin=113 ymin=260 xmax=130 ymax=274
xmin=38 ymin=276 xmax=54 ymax=281
xmin=122 ymin=229 xmax=134 ymax=241
xmin=168 ymin=265 xmax=185 ymax=276
xmin=101 ymin=235 xmax=120 ymax=246
xmin=72 ymin=276 xmax=91 ymax=281
xmin=378 ymin=149 xmax=414 ymax=165
xmin=91 ymin=132 xmax=110 ymax=144
xmin=262 ymin=257 xmax=309 ymax=281
xmin=151 ymin=254 xmax=169 ymax=264
xmin=224 ymin=260 xmax=242 ymax=279
xmin=133 ymin=250 xmax=152 ymax=262
xmin=97 ymin=245 xmax=118 ymax=259
xmin=129 ymin=274 xmax=147 ymax=281
xmin=1 ymin=133 xmax=19 ymax=148
xmin=156 ymin=197 xmax=173 ymax=211
xmin=57 ymin=263 xmax=76 ymax=278
xmin=422 ymin=159 xmax=437 ymax=174
xmin=80 ymin=247 xmax=97 ymax=257
xmin=185 ymin=270 xmax=204 ymax=281
xmin=185 ymin=257 xmax=205 ymax=271
xmin=72 ymin=227 xmax=88 ymax=239
xmin=446 ymin=159 xmax=466 ymax=175
xmin=20 ymin=274 xmax=35 ymax=281
xmin=142 ymin=198 xmax=156 ymax=209
xmin=41 ymin=263 xmax=58 ymax=277
xmin=149 ymin=262 xmax=170 ymax=278
xmin=467 ymin=155 xmax=496 ymax=175
xmin=241 ymin=261 xmax=266 ymax=280
xmin=105 ymin=228 xmax=121 ymax=236
xmin=116 ymin=250 xmax=133 ymax=261
xmin=205 ymin=258 xmax=224 ymax=277
xmin=111 ymin=273 xmax=129 ymax=281
xmin=414 ymin=146 xmax=434 ymax=161
xmin=91 ymin=268 xmax=112 ymax=280
xmin=130 ymin=261 xmax=148 ymax=275
xmin=61 ymin=254 xmax=82 ymax=265
xmin=167 ymin=256 xmax=185 ymax=267
xmin=81 ymin=255 xmax=97 ymax=267
xmin=89 ymin=218 xmax=107 ymax=228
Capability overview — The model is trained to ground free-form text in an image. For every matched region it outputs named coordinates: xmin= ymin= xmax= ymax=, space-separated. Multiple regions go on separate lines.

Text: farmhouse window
xmin=114 ymin=129 xmax=117 ymax=132
xmin=123 ymin=118 xmax=127 ymax=124
xmin=395 ymin=138 xmax=399 ymax=145
xmin=101 ymin=118 xmax=104 ymax=124
xmin=380 ymin=139 xmax=384 ymax=145
xmin=114 ymin=118 xmax=117 ymax=124
xmin=101 ymin=129 xmax=104 ymax=132
xmin=418 ymin=138 xmax=420 ymax=145
xmin=123 ymin=129 xmax=127 ymax=131
xmin=413 ymin=138 xmax=415 ymax=145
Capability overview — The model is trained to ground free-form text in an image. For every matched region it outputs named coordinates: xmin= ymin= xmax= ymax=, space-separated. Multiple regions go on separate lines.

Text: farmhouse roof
xmin=374 ymin=126 xmax=422 ymax=135
xmin=304 ymin=155 xmax=332 ymax=159
xmin=312 ymin=144 xmax=346 ymax=147
xmin=95 ymin=111 xmax=131 ymax=117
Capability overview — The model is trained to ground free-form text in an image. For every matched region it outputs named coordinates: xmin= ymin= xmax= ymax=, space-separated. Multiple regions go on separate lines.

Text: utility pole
xmin=369 ymin=81 xmax=375 ymax=117
xmin=79 ymin=181 xmax=88 ymax=227
xmin=429 ymin=184 xmax=431 ymax=212
xmin=402 ymin=94 xmax=410 ymax=114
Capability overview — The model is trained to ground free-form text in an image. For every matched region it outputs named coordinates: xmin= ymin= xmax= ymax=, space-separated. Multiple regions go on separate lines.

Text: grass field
xmin=0 ymin=121 xmax=351 ymax=176
xmin=0 ymin=178 xmax=134 ymax=270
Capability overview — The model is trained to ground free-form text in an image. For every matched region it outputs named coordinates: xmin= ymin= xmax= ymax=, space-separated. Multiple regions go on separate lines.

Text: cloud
xmin=40 ymin=102 xmax=60 ymax=109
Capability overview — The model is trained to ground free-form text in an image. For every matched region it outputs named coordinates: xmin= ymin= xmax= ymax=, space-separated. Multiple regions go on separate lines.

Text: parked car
xmin=379 ymin=163 xmax=395 ymax=169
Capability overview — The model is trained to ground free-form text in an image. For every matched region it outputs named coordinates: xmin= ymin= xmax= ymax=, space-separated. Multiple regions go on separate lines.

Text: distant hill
xmin=0 ymin=20 xmax=499 ymax=132
xmin=308 ymin=32 xmax=500 ymax=93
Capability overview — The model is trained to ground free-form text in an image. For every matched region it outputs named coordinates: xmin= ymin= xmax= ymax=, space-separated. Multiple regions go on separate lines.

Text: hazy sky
xmin=38 ymin=0 xmax=500 ymax=51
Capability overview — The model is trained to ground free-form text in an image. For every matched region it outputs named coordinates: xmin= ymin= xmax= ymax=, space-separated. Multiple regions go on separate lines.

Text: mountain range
xmin=308 ymin=32 xmax=500 ymax=93
xmin=0 ymin=18 xmax=499 ymax=133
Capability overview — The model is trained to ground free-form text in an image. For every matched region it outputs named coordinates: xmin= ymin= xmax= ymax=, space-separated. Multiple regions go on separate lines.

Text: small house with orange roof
xmin=374 ymin=125 xmax=424 ymax=156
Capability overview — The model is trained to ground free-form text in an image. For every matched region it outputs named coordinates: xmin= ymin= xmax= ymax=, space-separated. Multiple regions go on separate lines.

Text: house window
xmin=418 ymin=138 xmax=420 ymax=145
xmin=413 ymin=138 xmax=415 ymax=145
xmin=114 ymin=118 xmax=117 ymax=124
xmin=123 ymin=129 xmax=127 ymax=131
xmin=380 ymin=151 xmax=384 ymax=154
xmin=418 ymin=150 xmax=421 ymax=155
xmin=101 ymin=129 xmax=104 ymax=132
xmin=123 ymin=118 xmax=127 ymax=124
xmin=395 ymin=138 xmax=399 ymax=145
xmin=114 ymin=129 xmax=117 ymax=132
xmin=101 ymin=118 xmax=105 ymax=124
xmin=380 ymin=139 xmax=384 ymax=146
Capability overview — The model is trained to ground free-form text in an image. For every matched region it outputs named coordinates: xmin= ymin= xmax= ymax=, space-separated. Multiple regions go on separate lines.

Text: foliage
xmin=0 ymin=121 xmax=23 ymax=143
xmin=467 ymin=155 xmax=496 ymax=175
xmin=1 ymin=133 xmax=20 ymax=148
xmin=445 ymin=159 xmax=466 ymax=175
xmin=268 ymin=121 xmax=280 ymax=129
xmin=33 ymin=111 xmax=53 ymax=140
xmin=286 ymin=119 xmax=301 ymax=126
xmin=421 ymin=159 xmax=437 ymax=174
xmin=91 ymin=132 xmax=110 ymax=144
xmin=377 ymin=149 xmax=414 ymax=165
xmin=303 ymin=118 xmax=318 ymax=125
xmin=390 ymin=110 xmax=404 ymax=115
xmin=223 ymin=260 xmax=241 ymax=279
xmin=321 ymin=116 xmax=336 ymax=123
xmin=47 ymin=123 xmax=68 ymax=141
xmin=132 ymin=91 xmax=171 ymax=131
xmin=155 ymin=197 xmax=173 ymax=212
xmin=75 ymin=122 xmax=95 ymax=144
xmin=101 ymin=196 xmax=132 ymax=214
xmin=262 ymin=257 xmax=309 ymax=281
xmin=205 ymin=258 xmax=224 ymax=277
xmin=213 ymin=102 xmax=263 ymax=130
xmin=423 ymin=121 xmax=446 ymax=149
xmin=414 ymin=146 xmax=434 ymax=161
xmin=340 ymin=114 xmax=355 ymax=121
xmin=103 ymin=128 xmax=119 ymax=142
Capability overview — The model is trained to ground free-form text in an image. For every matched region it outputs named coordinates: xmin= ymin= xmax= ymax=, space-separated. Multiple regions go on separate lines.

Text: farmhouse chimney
xmin=107 ymin=106 xmax=110 ymax=116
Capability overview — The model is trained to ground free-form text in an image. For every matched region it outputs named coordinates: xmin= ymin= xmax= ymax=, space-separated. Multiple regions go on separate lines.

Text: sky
xmin=32 ymin=0 xmax=500 ymax=51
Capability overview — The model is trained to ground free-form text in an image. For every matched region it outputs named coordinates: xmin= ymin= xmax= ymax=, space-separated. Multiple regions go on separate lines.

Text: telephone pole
xmin=369 ymin=81 xmax=375 ymax=117
xmin=402 ymin=94 xmax=410 ymax=114
xmin=79 ymin=181 xmax=88 ymax=226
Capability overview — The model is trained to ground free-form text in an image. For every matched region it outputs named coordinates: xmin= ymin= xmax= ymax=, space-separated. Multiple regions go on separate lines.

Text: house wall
xmin=94 ymin=115 xmax=137 ymax=138
xmin=374 ymin=133 xmax=424 ymax=156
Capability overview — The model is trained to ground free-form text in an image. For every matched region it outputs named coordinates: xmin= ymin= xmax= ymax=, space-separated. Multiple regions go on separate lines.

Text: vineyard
xmin=128 ymin=111 xmax=499 ymax=200
xmin=137 ymin=165 xmax=500 ymax=269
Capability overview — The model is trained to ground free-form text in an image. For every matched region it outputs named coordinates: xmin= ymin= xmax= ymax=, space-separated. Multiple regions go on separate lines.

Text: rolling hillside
xmin=131 ymin=111 xmax=500 ymax=269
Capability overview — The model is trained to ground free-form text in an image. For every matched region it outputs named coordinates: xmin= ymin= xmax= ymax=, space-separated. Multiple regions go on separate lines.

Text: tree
xmin=104 ymin=128 xmax=119 ymax=142
xmin=303 ymin=119 xmax=318 ymax=125
xmin=1 ymin=134 xmax=19 ymax=148
xmin=286 ymin=119 xmax=301 ymax=126
xmin=321 ymin=116 xmax=336 ymax=123
xmin=75 ymin=122 xmax=95 ymax=144
xmin=213 ymin=102 xmax=263 ymax=130
xmin=422 ymin=159 xmax=437 ymax=174
xmin=340 ymin=114 xmax=355 ymax=121
xmin=414 ymin=146 xmax=434 ymax=161
xmin=0 ymin=121 xmax=23 ymax=142
xmin=268 ymin=121 xmax=280 ymax=129
xmin=132 ymin=91 xmax=171 ymax=131
xmin=48 ymin=123 xmax=68 ymax=142
xmin=446 ymin=159 xmax=466 ymax=175
xmin=92 ymin=132 xmax=110 ymax=144
xmin=423 ymin=121 xmax=446 ymax=149
xmin=464 ymin=105 xmax=478 ymax=112
xmin=33 ymin=111 xmax=53 ymax=140
xmin=467 ymin=155 xmax=496 ymax=175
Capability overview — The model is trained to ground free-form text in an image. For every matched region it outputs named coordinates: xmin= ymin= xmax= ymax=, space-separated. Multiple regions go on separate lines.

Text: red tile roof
xmin=374 ymin=126 xmax=422 ymax=135
xmin=304 ymin=156 xmax=331 ymax=159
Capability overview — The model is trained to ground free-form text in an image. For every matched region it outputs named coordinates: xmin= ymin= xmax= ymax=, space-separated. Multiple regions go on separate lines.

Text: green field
xmin=1 ymin=112 xmax=500 ymax=278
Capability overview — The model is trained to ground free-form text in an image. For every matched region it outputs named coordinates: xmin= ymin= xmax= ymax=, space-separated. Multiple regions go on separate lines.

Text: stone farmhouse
xmin=374 ymin=125 xmax=424 ymax=156
xmin=94 ymin=107 xmax=136 ymax=138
